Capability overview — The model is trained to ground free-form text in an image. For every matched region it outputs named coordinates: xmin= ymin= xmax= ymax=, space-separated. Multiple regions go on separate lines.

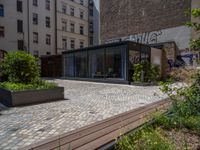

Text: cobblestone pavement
xmin=0 ymin=80 xmax=167 ymax=150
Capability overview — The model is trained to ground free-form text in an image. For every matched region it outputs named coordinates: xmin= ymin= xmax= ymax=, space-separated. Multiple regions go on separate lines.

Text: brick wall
xmin=100 ymin=0 xmax=191 ymax=43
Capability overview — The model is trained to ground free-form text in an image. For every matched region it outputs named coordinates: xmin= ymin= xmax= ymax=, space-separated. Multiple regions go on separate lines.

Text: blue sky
xmin=94 ymin=0 xmax=99 ymax=10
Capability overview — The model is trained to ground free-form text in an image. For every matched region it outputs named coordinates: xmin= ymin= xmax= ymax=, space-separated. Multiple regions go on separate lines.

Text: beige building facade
xmin=0 ymin=0 xmax=56 ymax=56
xmin=0 ymin=0 xmax=95 ymax=56
xmin=56 ymin=0 xmax=89 ymax=54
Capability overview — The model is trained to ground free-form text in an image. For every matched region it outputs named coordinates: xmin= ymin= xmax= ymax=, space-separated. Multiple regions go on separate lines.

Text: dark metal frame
xmin=62 ymin=41 xmax=151 ymax=84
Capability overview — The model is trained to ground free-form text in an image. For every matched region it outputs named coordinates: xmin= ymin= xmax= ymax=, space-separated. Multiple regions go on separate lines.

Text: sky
xmin=94 ymin=0 xmax=99 ymax=10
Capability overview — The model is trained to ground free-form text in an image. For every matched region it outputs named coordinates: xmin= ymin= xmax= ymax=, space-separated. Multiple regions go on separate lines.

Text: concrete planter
xmin=0 ymin=87 xmax=64 ymax=107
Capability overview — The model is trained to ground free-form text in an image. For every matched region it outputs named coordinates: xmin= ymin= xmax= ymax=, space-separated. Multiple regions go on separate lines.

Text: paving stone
xmin=0 ymin=80 xmax=168 ymax=149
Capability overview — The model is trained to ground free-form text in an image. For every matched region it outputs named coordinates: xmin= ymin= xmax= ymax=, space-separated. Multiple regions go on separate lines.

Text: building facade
xmin=100 ymin=0 xmax=192 ymax=64
xmin=0 ymin=0 xmax=97 ymax=56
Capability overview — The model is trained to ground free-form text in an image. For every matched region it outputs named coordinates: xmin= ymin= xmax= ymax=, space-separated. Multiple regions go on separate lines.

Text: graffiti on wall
xmin=106 ymin=30 xmax=163 ymax=44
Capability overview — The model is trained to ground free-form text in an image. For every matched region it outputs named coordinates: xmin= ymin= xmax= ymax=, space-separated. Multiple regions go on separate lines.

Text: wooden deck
xmin=21 ymin=98 xmax=171 ymax=150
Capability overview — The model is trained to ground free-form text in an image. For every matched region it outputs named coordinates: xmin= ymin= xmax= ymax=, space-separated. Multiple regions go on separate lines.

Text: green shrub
xmin=132 ymin=61 xmax=160 ymax=82
xmin=0 ymin=51 xmax=40 ymax=83
xmin=0 ymin=81 xmax=57 ymax=91
xmin=116 ymin=127 xmax=175 ymax=150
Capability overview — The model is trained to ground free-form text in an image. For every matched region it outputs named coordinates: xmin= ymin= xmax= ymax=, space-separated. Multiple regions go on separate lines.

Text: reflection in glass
xmin=129 ymin=50 xmax=140 ymax=66
xmin=89 ymin=50 xmax=105 ymax=78
xmin=75 ymin=52 xmax=88 ymax=77
xmin=64 ymin=54 xmax=74 ymax=77
xmin=105 ymin=48 xmax=125 ymax=79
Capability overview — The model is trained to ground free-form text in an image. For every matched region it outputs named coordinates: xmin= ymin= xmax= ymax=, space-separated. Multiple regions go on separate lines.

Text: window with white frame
xmin=62 ymin=20 xmax=67 ymax=31
xmin=80 ymin=0 xmax=84 ymax=5
xmin=46 ymin=16 xmax=50 ymax=28
xmin=33 ymin=0 xmax=38 ymax=6
xmin=33 ymin=13 xmax=38 ymax=24
xmin=62 ymin=4 xmax=67 ymax=14
xmin=80 ymin=40 xmax=84 ymax=48
xmin=70 ymin=7 xmax=74 ymax=16
xmin=62 ymin=38 xmax=67 ymax=49
xmin=33 ymin=32 xmax=38 ymax=43
xmin=70 ymin=39 xmax=75 ymax=49
xmin=80 ymin=10 xmax=84 ymax=19
xmin=70 ymin=22 xmax=75 ymax=33
xmin=46 ymin=34 xmax=51 ymax=45
xmin=46 ymin=0 xmax=50 ymax=10
xmin=80 ymin=25 xmax=84 ymax=35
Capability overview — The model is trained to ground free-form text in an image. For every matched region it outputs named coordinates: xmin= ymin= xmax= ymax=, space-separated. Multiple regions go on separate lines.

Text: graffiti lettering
xmin=106 ymin=30 xmax=163 ymax=44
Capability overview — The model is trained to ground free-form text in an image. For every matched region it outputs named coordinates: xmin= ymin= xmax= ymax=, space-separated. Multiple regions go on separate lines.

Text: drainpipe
xmin=27 ymin=0 xmax=30 ymax=53
xmin=55 ymin=0 xmax=58 ymax=55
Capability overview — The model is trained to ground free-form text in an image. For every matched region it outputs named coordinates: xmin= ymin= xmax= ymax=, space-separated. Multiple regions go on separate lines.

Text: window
xmin=89 ymin=22 xmax=93 ymax=33
xmin=46 ymin=0 xmax=50 ymax=10
xmin=62 ymin=5 xmax=67 ymax=14
xmin=33 ymin=13 xmax=38 ymax=24
xmin=17 ymin=20 xmax=23 ymax=33
xmin=90 ymin=36 xmax=93 ymax=45
xmin=89 ymin=9 xmax=93 ymax=16
xmin=46 ymin=34 xmax=51 ymax=45
xmin=80 ymin=25 xmax=84 ymax=35
xmin=0 ymin=4 xmax=4 ymax=17
xmin=70 ymin=7 xmax=74 ymax=16
xmin=105 ymin=47 xmax=125 ymax=79
xmin=18 ymin=40 xmax=24 ymax=50
xmin=17 ymin=0 xmax=23 ymax=12
xmin=64 ymin=54 xmax=74 ymax=77
xmin=0 ymin=26 xmax=5 ymax=37
xmin=33 ymin=32 xmax=38 ymax=43
xmin=46 ymin=17 xmax=50 ymax=28
xmin=33 ymin=50 xmax=39 ymax=57
xmin=33 ymin=0 xmax=38 ymax=6
xmin=75 ymin=52 xmax=88 ymax=77
xmin=80 ymin=11 xmax=84 ymax=19
xmin=89 ymin=50 xmax=104 ymax=78
xmin=70 ymin=39 xmax=75 ymax=49
xmin=46 ymin=52 xmax=51 ymax=55
xmin=62 ymin=20 xmax=67 ymax=31
xmin=70 ymin=23 xmax=75 ymax=33
xmin=80 ymin=0 xmax=84 ymax=5
xmin=62 ymin=38 xmax=67 ymax=49
xmin=80 ymin=41 xmax=84 ymax=48
xmin=71 ymin=0 xmax=74 ymax=2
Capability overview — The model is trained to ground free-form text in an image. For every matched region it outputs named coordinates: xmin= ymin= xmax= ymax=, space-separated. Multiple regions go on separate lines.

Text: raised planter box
xmin=0 ymin=87 xmax=64 ymax=107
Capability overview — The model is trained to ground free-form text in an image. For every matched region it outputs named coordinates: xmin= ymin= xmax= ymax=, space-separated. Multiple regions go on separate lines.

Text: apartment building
xmin=56 ymin=0 xmax=89 ymax=53
xmin=0 ymin=0 xmax=56 ymax=56
xmin=0 ymin=0 xmax=96 ymax=56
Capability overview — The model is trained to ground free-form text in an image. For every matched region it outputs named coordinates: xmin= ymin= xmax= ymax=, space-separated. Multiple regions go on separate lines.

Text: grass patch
xmin=116 ymin=127 xmax=176 ymax=150
xmin=0 ymin=80 xmax=57 ymax=91
xmin=154 ymin=114 xmax=200 ymax=133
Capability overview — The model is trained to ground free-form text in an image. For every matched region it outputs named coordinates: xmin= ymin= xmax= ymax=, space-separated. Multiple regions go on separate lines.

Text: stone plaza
xmin=0 ymin=80 xmax=167 ymax=150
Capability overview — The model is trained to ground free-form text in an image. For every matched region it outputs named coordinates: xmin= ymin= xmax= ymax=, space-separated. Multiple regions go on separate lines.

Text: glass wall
xmin=105 ymin=46 xmax=126 ymax=79
xmin=63 ymin=42 xmax=152 ymax=82
xmin=89 ymin=49 xmax=105 ymax=78
xmin=74 ymin=52 xmax=88 ymax=78
xmin=141 ymin=45 xmax=150 ymax=62
xmin=64 ymin=54 xmax=74 ymax=77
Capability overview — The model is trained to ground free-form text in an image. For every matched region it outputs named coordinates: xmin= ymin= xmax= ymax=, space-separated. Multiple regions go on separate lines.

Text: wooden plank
xmin=75 ymin=103 xmax=169 ymax=150
xmin=62 ymin=101 xmax=168 ymax=149
xmin=59 ymin=99 xmax=170 ymax=145
xmin=22 ymin=99 xmax=171 ymax=150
